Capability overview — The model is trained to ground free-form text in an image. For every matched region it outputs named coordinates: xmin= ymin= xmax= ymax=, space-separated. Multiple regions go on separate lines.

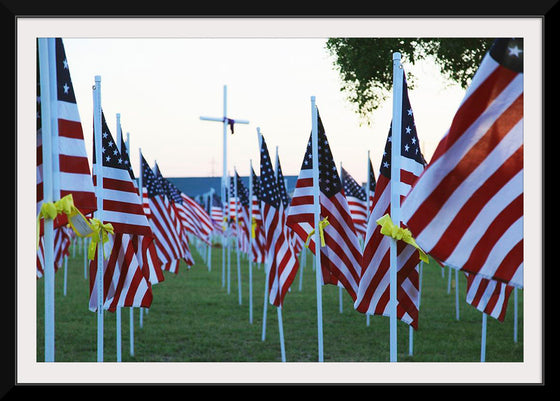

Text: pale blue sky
xmin=62 ymin=36 xmax=464 ymax=184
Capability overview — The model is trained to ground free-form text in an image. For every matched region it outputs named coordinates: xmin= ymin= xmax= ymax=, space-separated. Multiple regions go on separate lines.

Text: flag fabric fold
xmin=401 ymin=38 xmax=524 ymax=290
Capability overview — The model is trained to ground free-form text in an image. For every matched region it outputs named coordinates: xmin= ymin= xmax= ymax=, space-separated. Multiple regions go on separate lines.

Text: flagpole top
xmin=393 ymin=52 xmax=401 ymax=60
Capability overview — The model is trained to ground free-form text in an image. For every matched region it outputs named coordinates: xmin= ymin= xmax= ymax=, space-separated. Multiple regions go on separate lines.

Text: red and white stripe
xmin=347 ymin=195 xmax=367 ymax=240
xmin=401 ymin=41 xmax=523 ymax=289
xmin=89 ymin=233 xmax=153 ymax=312
xmin=261 ymin=201 xmax=300 ymax=307
xmin=465 ymin=273 xmax=514 ymax=322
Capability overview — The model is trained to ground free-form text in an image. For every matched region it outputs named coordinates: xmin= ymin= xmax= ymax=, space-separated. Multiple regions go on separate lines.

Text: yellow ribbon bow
xmin=305 ymin=216 xmax=330 ymax=248
xmin=251 ymin=217 xmax=257 ymax=239
xmin=36 ymin=194 xmax=89 ymax=248
xmin=87 ymin=218 xmax=114 ymax=260
xmin=376 ymin=213 xmax=428 ymax=263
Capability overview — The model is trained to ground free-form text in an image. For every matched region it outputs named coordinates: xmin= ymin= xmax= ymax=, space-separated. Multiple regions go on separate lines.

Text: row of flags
xmin=36 ymin=37 xmax=524 ymax=362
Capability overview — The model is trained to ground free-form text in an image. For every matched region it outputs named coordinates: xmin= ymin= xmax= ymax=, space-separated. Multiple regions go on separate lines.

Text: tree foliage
xmin=325 ymin=38 xmax=493 ymax=124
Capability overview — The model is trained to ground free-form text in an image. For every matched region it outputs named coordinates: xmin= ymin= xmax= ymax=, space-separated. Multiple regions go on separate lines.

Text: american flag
xmin=209 ymin=192 xmax=224 ymax=233
xmin=155 ymin=164 xmax=195 ymax=267
xmin=286 ymin=112 xmax=362 ymax=301
xmin=36 ymin=38 xmax=97 ymax=231
xmin=465 ymin=273 xmax=514 ymax=322
xmin=118 ymin=135 xmax=165 ymax=286
xmin=401 ymin=38 xmax=523 ymax=289
xmin=250 ymin=167 xmax=266 ymax=264
xmin=89 ymin=113 xmax=157 ymax=311
xmin=235 ymin=171 xmax=251 ymax=254
xmin=181 ymin=192 xmax=214 ymax=245
xmin=258 ymin=135 xmax=300 ymax=307
xmin=341 ymin=167 xmax=368 ymax=240
xmin=354 ymin=75 xmax=426 ymax=329
xmin=141 ymin=153 xmax=188 ymax=274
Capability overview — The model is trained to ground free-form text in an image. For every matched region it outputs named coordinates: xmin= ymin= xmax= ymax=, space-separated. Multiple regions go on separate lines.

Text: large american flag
xmin=286 ymin=112 xmax=362 ymax=301
xmin=354 ymin=75 xmax=426 ymax=329
xmin=89 ymin=113 xmax=156 ymax=312
xmin=341 ymin=166 xmax=368 ymax=240
xmin=401 ymin=38 xmax=523 ymax=289
xmin=36 ymin=38 xmax=97 ymax=230
xmin=258 ymin=135 xmax=299 ymax=307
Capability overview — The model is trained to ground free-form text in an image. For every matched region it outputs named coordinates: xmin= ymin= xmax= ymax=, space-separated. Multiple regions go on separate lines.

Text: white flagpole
xmin=311 ymin=96 xmax=324 ymax=362
xmin=274 ymin=146 xmax=287 ymax=362
xmin=38 ymin=37 xmax=56 ymax=362
xmin=455 ymin=268 xmax=460 ymax=320
xmin=366 ymin=151 xmax=371 ymax=326
xmin=514 ymin=287 xmax=518 ymax=342
xmin=389 ymin=52 xmax=404 ymax=362
xmin=248 ymin=159 xmax=254 ymax=324
xmin=115 ymin=113 xmax=122 ymax=363
xmin=481 ymin=312 xmax=488 ymax=362
xmin=63 ymin=255 xmax=68 ymax=296
xmin=227 ymin=172 xmax=231 ymax=295
xmin=258 ymin=128 xmax=269 ymax=342
xmin=234 ymin=168 xmax=242 ymax=305
xmin=338 ymin=161 xmax=343 ymax=314
xmin=93 ymin=75 xmax=105 ymax=362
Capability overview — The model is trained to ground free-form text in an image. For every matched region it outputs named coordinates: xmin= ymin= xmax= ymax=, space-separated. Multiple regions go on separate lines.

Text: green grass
xmin=36 ymin=240 xmax=523 ymax=363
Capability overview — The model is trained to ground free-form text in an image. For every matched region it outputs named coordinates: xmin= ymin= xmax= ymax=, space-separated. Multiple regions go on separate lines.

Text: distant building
xmin=167 ymin=175 xmax=299 ymax=202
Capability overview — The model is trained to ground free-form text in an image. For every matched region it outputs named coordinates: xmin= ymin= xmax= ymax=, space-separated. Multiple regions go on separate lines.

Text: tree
xmin=325 ymin=38 xmax=493 ymax=125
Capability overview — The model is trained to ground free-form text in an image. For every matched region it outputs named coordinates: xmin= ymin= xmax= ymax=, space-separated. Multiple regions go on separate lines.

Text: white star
xmin=404 ymin=144 xmax=410 ymax=152
xmin=383 ymin=161 xmax=390 ymax=169
xmin=407 ymin=108 xmax=413 ymax=116
xmin=63 ymin=59 xmax=68 ymax=69
xmin=63 ymin=83 xmax=69 ymax=94
xmin=405 ymin=126 xmax=411 ymax=134
xmin=508 ymin=45 xmax=523 ymax=57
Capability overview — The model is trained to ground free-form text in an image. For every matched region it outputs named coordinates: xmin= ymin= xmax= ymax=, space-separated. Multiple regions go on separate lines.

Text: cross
xmin=200 ymin=85 xmax=249 ymax=205
xmin=200 ymin=85 xmax=249 ymax=282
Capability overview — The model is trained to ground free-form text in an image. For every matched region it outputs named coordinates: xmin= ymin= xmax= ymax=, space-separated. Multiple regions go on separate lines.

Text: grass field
xmin=36 ymin=239 xmax=523 ymax=363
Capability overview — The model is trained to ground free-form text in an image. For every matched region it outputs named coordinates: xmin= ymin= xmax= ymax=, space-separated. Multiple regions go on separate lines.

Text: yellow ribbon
xmin=376 ymin=213 xmax=428 ymax=263
xmin=251 ymin=217 xmax=257 ymax=239
xmin=222 ymin=216 xmax=227 ymax=232
xmin=305 ymin=216 xmax=330 ymax=248
xmin=36 ymin=194 xmax=88 ymax=248
xmin=87 ymin=218 xmax=114 ymax=260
